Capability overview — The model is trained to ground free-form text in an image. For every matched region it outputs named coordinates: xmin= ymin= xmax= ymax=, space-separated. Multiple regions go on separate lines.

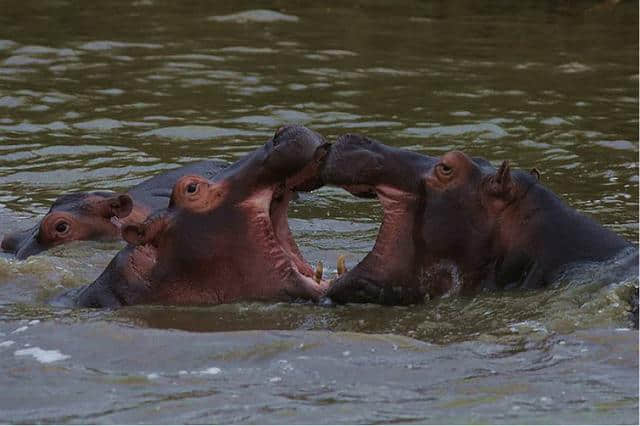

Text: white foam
xmin=11 ymin=326 xmax=28 ymax=334
xmin=28 ymin=320 xmax=40 ymax=325
xmin=147 ymin=373 xmax=160 ymax=380
xmin=0 ymin=340 xmax=15 ymax=348
xmin=14 ymin=347 xmax=70 ymax=363
xmin=200 ymin=367 xmax=221 ymax=375
xmin=269 ymin=376 xmax=282 ymax=383
xmin=177 ymin=368 xmax=221 ymax=376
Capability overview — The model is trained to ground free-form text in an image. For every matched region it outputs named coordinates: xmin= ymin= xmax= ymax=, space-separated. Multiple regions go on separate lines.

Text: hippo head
xmin=71 ymin=125 xmax=331 ymax=307
xmin=2 ymin=192 xmax=134 ymax=259
xmin=322 ymin=134 xmax=545 ymax=304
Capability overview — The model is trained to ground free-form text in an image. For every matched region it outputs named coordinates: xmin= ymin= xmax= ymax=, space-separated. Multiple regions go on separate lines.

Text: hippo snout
xmin=1 ymin=225 xmax=41 ymax=258
xmin=320 ymin=134 xmax=385 ymax=187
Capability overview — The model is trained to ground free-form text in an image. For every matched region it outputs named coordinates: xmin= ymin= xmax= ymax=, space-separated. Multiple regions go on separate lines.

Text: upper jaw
xmin=220 ymin=131 xmax=330 ymax=201
xmin=283 ymin=142 xmax=330 ymax=192
xmin=320 ymin=134 xmax=437 ymax=195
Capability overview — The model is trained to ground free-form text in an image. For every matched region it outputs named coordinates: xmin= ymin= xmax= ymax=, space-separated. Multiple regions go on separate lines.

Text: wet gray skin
xmin=321 ymin=134 xmax=636 ymax=306
xmin=0 ymin=1 xmax=637 ymax=424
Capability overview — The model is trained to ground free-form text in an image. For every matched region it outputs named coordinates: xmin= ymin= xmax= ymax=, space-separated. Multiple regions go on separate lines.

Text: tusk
xmin=337 ymin=255 xmax=347 ymax=276
xmin=315 ymin=260 xmax=323 ymax=283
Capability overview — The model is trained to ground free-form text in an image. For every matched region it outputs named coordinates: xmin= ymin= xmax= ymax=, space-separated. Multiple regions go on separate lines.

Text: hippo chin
xmin=1 ymin=160 xmax=227 ymax=259
xmin=54 ymin=125 xmax=330 ymax=308
xmin=322 ymin=134 xmax=636 ymax=305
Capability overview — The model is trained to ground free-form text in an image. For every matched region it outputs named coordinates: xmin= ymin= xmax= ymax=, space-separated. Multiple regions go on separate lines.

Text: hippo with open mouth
xmin=1 ymin=160 xmax=228 ymax=259
xmin=322 ymin=134 xmax=637 ymax=304
xmin=53 ymin=125 xmax=330 ymax=308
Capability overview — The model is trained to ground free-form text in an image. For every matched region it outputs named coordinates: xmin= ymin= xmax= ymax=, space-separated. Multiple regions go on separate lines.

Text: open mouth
xmin=272 ymin=186 xmax=329 ymax=297
xmin=318 ymin=134 xmax=433 ymax=304
xmin=325 ymin=182 xmax=421 ymax=304
xmin=243 ymin=164 xmax=330 ymax=302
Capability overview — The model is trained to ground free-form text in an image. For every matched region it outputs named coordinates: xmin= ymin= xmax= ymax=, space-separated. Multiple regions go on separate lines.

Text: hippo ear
xmin=487 ymin=161 xmax=513 ymax=197
xmin=122 ymin=214 xmax=168 ymax=246
xmin=122 ymin=224 xmax=147 ymax=246
xmin=103 ymin=194 xmax=133 ymax=219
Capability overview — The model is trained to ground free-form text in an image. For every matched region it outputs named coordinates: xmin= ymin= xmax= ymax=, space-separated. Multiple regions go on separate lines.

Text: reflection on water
xmin=0 ymin=0 xmax=638 ymax=423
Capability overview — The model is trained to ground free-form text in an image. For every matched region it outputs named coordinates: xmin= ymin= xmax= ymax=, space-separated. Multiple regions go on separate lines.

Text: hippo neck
xmin=496 ymin=183 xmax=631 ymax=288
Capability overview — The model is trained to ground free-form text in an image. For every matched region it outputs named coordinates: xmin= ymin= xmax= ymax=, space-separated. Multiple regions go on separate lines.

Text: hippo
xmin=1 ymin=160 xmax=228 ymax=259
xmin=53 ymin=125 xmax=330 ymax=308
xmin=322 ymin=134 xmax=637 ymax=305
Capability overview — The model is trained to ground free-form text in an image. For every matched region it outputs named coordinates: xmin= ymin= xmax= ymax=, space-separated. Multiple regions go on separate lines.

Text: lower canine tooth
xmin=315 ymin=261 xmax=323 ymax=283
xmin=337 ymin=255 xmax=347 ymax=276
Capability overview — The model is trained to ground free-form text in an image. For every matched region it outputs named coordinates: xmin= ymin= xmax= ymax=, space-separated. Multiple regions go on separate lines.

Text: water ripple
xmin=139 ymin=126 xmax=267 ymax=140
xmin=404 ymin=123 xmax=508 ymax=139
xmin=208 ymin=10 xmax=300 ymax=23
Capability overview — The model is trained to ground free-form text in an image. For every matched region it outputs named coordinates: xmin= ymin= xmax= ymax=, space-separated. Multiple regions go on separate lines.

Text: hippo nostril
xmin=274 ymin=125 xmax=289 ymax=139
xmin=273 ymin=124 xmax=297 ymax=146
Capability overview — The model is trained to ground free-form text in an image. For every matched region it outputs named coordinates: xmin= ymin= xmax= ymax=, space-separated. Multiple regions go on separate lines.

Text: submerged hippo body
xmin=54 ymin=125 xmax=330 ymax=308
xmin=1 ymin=160 xmax=228 ymax=259
xmin=322 ymin=134 xmax=636 ymax=305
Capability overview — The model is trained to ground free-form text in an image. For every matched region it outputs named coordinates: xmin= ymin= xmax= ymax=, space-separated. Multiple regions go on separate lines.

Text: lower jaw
xmin=325 ymin=184 xmax=423 ymax=304
xmin=327 ymin=266 xmax=428 ymax=305
xmin=327 ymin=259 xmax=470 ymax=304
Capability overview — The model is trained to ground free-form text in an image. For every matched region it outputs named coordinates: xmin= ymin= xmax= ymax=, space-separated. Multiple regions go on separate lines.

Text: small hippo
xmin=53 ymin=125 xmax=330 ymax=308
xmin=321 ymin=134 xmax=637 ymax=305
xmin=1 ymin=160 xmax=228 ymax=259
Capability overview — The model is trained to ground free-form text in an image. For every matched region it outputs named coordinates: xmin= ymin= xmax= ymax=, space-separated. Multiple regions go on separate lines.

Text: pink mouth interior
xmin=336 ymin=183 xmax=419 ymax=278
xmin=240 ymin=183 xmax=328 ymax=299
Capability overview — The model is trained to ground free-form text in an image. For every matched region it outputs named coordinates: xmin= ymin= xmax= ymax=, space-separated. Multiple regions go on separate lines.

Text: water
xmin=0 ymin=0 xmax=638 ymax=423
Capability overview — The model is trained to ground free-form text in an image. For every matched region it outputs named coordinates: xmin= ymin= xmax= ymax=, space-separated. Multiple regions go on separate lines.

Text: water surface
xmin=0 ymin=0 xmax=638 ymax=423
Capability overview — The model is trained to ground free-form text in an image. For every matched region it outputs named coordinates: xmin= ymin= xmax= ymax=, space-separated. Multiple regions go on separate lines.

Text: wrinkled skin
xmin=1 ymin=160 xmax=227 ymax=259
xmin=53 ymin=125 xmax=330 ymax=308
xmin=322 ymin=134 xmax=636 ymax=305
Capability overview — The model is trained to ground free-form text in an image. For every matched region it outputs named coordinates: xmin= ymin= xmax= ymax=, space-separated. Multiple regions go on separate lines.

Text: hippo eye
xmin=438 ymin=163 xmax=453 ymax=176
xmin=186 ymin=182 xmax=198 ymax=194
xmin=55 ymin=222 xmax=69 ymax=234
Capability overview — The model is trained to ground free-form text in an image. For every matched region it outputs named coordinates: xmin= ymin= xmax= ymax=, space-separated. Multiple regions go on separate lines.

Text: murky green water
xmin=0 ymin=1 xmax=638 ymax=423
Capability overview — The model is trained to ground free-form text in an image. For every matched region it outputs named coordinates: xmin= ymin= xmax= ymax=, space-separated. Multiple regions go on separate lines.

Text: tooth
xmin=337 ymin=255 xmax=347 ymax=276
xmin=315 ymin=260 xmax=323 ymax=283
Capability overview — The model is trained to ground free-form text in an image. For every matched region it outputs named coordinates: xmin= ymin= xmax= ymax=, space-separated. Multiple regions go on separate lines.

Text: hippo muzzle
xmin=1 ymin=225 xmax=43 ymax=259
